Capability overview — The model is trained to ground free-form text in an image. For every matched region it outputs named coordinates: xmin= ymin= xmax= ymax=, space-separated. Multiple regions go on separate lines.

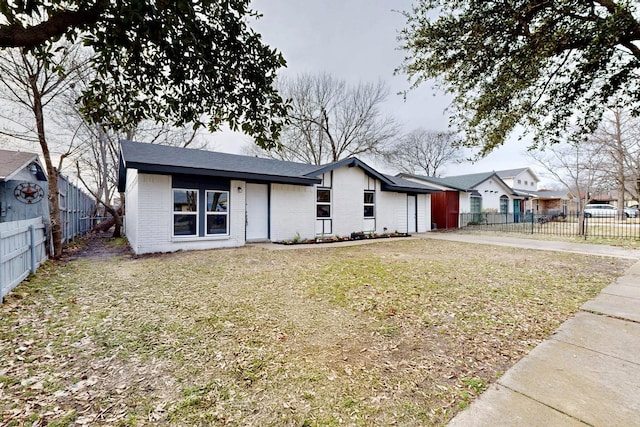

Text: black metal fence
xmin=459 ymin=212 xmax=640 ymax=240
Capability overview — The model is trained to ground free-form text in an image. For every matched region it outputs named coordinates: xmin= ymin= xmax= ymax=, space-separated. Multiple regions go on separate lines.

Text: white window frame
xmin=317 ymin=188 xmax=332 ymax=219
xmin=173 ymin=188 xmax=199 ymax=237
xmin=364 ymin=190 xmax=375 ymax=218
xmin=205 ymin=190 xmax=230 ymax=236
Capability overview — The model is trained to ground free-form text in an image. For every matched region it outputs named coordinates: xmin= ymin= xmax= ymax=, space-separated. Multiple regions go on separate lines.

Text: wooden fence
xmin=0 ymin=217 xmax=47 ymax=301
xmin=58 ymin=174 xmax=96 ymax=243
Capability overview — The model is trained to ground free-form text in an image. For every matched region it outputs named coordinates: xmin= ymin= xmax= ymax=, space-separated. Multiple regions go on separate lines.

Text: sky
xmin=209 ymin=0 xmax=541 ymax=180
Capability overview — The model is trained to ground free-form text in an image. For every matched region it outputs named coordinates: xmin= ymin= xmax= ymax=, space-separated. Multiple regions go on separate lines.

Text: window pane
xmin=364 ymin=206 xmax=374 ymax=217
xmin=174 ymin=190 xmax=197 ymax=212
xmin=317 ymin=189 xmax=331 ymax=203
xmin=207 ymin=214 xmax=227 ymax=234
xmin=174 ymin=214 xmax=197 ymax=235
xmin=317 ymin=204 xmax=331 ymax=218
xmin=470 ymin=196 xmax=482 ymax=213
xmin=500 ymin=196 xmax=508 ymax=213
xmin=207 ymin=191 xmax=228 ymax=212
xmin=364 ymin=192 xmax=374 ymax=204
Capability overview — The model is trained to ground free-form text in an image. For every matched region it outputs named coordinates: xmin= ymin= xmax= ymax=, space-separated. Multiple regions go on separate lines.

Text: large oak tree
xmin=400 ymin=1 xmax=640 ymax=155
xmin=0 ymin=0 xmax=287 ymax=146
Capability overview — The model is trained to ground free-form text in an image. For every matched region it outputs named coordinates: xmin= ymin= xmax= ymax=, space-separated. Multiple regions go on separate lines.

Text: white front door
xmin=246 ymin=183 xmax=269 ymax=241
xmin=407 ymin=195 xmax=417 ymax=233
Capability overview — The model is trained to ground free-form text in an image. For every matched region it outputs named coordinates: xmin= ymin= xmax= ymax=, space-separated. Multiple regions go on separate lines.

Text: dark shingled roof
xmin=118 ymin=140 xmax=322 ymax=190
xmin=118 ymin=140 xmax=439 ymax=194
xmin=382 ymin=174 xmax=440 ymax=193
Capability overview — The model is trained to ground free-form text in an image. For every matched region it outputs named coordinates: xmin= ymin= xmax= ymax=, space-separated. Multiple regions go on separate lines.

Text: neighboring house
xmin=0 ymin=149 xmax=49 ymax=223
xmin=117 ymin=140 xmax=439 ymax=254
xmin=526 ymin=189 xmax=576 ymax=217
xmin=398 ymin=171 xmax=520 ymax=228
xmin=496 ymin=167 xmax=540 ymax=192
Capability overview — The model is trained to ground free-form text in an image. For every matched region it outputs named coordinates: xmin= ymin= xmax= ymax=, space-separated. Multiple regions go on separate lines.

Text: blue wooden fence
xmin=0 ymin=217 xmax=47 ymax=301
xmin=0 ymin=175 xmax=96 ymax=301
xmin=58 ymin=173 xmax=96 ymax=243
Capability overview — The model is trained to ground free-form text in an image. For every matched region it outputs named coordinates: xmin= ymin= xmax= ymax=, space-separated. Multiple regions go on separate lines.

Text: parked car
xmin=624 ymin=206 xmax=639 ymax=218
xmin=583 ymin=204 xmax=617 ymax=218
xmin=584 ymin=204 xmax=638 ymax=218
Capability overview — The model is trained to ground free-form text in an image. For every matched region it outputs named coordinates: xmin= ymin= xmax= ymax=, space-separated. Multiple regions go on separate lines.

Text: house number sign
xmin=14 ymin=182 xmax=45 ymax=204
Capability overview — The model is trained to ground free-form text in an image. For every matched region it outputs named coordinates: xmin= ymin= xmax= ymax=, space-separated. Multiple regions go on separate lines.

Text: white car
xmin=583 ymin=204 xmax=617 ymax=218
xmin=624 ymin=206 xmax=638 ymax=218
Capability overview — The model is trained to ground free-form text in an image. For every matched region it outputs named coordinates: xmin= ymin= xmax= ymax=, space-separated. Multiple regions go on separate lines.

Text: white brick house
xmin=118 ymin=140 xmax=437 ymax=254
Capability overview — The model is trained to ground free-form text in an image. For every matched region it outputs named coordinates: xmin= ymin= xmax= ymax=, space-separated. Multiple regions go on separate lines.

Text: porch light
xmin=237 ymin=186 xmax=243 ymax=193
xmin=29 ymin=163 xmax=38 ymax=175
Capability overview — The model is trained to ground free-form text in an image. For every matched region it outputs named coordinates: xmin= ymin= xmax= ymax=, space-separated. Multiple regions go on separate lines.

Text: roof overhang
xmin=118 ymin=157 xmax=320 ymax=192
xmin=381 ymin=183 xmax=438 ymax=194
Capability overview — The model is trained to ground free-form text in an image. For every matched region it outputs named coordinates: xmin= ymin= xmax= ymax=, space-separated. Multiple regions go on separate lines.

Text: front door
xmin=407 ymin=195 xmax=417 ymax=233
xmin=246 ymin=183 xmax=269 ymax=241
xmin=513 ymin=199 xmax=521 ymax=223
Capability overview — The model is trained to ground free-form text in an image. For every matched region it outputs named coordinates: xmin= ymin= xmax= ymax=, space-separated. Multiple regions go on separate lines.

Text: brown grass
xmin=0 ymin=238 xmax=633 ymax=426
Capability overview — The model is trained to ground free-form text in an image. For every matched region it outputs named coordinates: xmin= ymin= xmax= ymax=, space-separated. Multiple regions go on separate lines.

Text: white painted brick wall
xmin=331 ymin=166 xmax=367 ymax=236
xmin=124 ymin=169 xmax=139 ymax=252
xmin=228 ymin=180 xmax=246 ymax=246
xmin=128 ymin=173 xmax=246 ymax=254
xmin=270 ymin=183 xmax=315 ymax=241
xmin=377 ymin=191 xmax=407 ymax=233
xmin=136 ymin=173 xmax=172 ymax=254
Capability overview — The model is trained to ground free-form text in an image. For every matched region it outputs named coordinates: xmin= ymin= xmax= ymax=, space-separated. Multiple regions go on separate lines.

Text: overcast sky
xmin=210 ymin=0 xmax=539 ymax=179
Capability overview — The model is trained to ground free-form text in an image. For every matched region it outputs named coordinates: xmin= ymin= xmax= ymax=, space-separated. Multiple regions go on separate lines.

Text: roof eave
xmin=381 ymin=183 xmax=439 ymax=194
xmin=127 ymin=162 xmax=321 ymax=186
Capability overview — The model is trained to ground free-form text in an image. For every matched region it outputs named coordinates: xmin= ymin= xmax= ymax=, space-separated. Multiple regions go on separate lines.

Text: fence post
xmin=29 ymin=224 xmax=37 ymax=274
xmin=530 ymin=212 xmax=534 ymax=234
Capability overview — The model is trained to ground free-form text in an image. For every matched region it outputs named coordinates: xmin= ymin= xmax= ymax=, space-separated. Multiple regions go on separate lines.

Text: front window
xmin=470 ymin=195 xmax=482 ymax=222
xmin=470 ymin=195 xmax=482 ymax=213
xmin=206 ymin=191 xmax=229 ymax=235
xmin=500 ymin=195 xmax=509 ymax=214
xmin=364 ymin=191 xmax=375 ymax=218
xmin=173 ymin=189 xmax=198 ymax=236
xmin=317 ymin=188 xmax=331 ymax=218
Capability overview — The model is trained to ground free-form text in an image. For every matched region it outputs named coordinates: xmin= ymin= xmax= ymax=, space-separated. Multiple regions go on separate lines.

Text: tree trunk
xmin=29 ymin=72 xmax=63 ymax=257
xmin=93 ymin=206 xmax=122 ymax=235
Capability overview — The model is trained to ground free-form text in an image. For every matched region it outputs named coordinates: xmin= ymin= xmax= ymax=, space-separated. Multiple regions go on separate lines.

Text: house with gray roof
xmin=117 ymin=140 xmax=439 ymax=254
xmin=495 ymin=167 xmax=540 ymax=192
xmin=397 ymin=171 xmax=523 ymax=228
xmin=0 ymin=149 xmax=49 ymax=223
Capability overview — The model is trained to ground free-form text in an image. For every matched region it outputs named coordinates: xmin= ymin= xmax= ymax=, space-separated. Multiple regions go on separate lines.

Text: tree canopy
xmin=249 ymin=73 xmax=398 ymax=165
xmin=387 ymin=129 xmax=460 ymax=177
xmin=0 ymin=0 xmax=287 ymax=147
xmin=400 ymin=0 xmax=640 ymax=155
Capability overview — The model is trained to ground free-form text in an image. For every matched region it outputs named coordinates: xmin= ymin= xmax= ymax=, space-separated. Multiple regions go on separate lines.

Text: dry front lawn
xmin=0 ymin=238 xmax=633 ymax=426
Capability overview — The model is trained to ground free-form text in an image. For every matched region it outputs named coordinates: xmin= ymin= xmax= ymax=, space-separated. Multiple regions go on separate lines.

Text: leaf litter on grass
xmin=0 ymin=238 xmax=633 ymax=426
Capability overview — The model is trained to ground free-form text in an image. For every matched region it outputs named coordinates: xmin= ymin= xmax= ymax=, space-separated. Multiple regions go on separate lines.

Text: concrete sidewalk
xmin=436 ymin=234 xmax=640 ymax=426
